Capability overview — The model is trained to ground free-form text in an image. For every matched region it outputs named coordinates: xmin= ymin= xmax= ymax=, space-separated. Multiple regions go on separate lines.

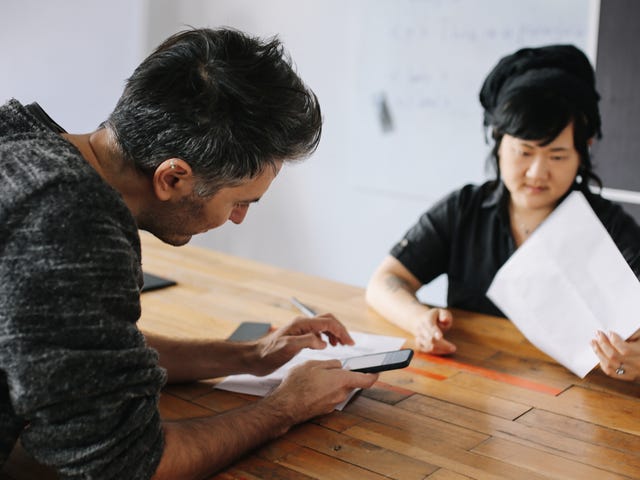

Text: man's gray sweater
xmin=0 ymin=99 xmax=166 ymax=478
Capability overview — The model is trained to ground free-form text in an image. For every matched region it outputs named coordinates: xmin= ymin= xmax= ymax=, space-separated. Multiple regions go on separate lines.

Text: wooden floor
xmin=3 ymin=233 xmax=640 ymax=479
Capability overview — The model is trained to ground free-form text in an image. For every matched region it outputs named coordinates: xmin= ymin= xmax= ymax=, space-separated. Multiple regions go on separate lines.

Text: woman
xmin=365 ymin=44 xmax=640 ymax=382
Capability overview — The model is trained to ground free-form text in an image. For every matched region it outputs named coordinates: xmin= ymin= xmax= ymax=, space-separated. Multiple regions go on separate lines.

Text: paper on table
xmin=215 ymin=331 xmax=406 ymax=410
xmin=487 ymin=191 xmax=640 ymax=378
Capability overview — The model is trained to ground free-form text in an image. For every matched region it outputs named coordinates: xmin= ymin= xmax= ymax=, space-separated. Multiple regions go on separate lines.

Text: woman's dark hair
xmin=106 ymin=28 xmax=322 ymax=196
xmin=479 ymin=45 xmax=603 ymax=192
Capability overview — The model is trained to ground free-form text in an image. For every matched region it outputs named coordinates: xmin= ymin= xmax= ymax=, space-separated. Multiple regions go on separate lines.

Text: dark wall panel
xmin=592 ymin=0 xmax=640 ymax=222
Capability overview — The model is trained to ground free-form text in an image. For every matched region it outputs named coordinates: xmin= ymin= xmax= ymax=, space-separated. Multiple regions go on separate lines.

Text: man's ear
xmin=152 ymin=158 xmax=194 ymax=200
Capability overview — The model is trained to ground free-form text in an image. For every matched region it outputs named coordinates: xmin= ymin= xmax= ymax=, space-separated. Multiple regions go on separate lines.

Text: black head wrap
xmin=479 ymin=45 xmax=601 ymax=140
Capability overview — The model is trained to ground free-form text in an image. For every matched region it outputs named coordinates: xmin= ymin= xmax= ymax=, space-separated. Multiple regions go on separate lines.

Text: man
xmin=0 ymin=28 xmax=378 ymax=479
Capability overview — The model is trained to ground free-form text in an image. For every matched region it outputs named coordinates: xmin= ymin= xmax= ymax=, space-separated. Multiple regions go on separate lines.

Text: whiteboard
xmin=348 ymin=0 xmax=596 ymax=201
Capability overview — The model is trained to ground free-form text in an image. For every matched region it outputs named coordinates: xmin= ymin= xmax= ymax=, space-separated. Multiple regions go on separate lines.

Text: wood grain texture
xmin=3 ymin=232 xmax=639 ymax=480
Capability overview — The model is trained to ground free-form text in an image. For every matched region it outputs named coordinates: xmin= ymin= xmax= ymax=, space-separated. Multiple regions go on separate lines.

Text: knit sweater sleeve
xmin=0 ymin=181 xmax=167 ymax=479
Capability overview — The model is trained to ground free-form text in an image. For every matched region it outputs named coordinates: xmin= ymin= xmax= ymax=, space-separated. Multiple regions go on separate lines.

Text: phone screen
xmin=341 ymin=348 xmax=413 ymax=373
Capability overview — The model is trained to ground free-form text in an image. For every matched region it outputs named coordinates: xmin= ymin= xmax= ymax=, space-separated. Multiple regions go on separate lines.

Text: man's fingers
xmin=304 ymin=360 xmax=379 ymax=389
xmin=288 ymin=332 xmax=328 ymax=351
xmin=350 ymin=371 xmax=379 ymax=389
xmin=285 ymin=315 xmax=355 ymax=346
xmin=297 ymin=359 xmax=342 ymax=370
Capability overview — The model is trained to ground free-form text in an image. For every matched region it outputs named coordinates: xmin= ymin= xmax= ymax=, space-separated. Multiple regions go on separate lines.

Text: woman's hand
xmin=415 ymin=307 xmax=456 ymax=354
xmin=591 ymin=329 xmax=640 ymax=382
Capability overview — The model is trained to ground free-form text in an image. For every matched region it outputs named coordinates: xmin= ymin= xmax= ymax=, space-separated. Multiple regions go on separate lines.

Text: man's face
xmin=143 ymin=161 xmax=282 ymax=246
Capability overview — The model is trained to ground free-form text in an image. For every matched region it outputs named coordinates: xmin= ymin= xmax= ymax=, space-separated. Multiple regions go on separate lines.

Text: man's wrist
xmin=257 ymin=392 xmax=297 ymax=436
xmin=234 ymin=341 xmax=262 ymax=375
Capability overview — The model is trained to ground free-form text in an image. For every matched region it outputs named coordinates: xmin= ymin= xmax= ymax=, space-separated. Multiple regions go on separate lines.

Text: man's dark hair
xmin=106 ymin=27 xmax=322 ymax=196
xmin=479 ymin=44 xmax=602 ymax=192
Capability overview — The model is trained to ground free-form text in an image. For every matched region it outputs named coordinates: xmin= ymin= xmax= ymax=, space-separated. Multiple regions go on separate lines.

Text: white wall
xmin=1 ymin=0 xmax=147 ymax=131
xmin=1 ymin=0 xmax=599 ymax=306
xmin=147 ymin=0 xmax=597 ymax=305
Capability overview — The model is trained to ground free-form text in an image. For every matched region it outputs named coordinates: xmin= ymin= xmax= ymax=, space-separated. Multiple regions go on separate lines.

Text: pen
xmin=290 ymin=296 xmax=317 ymax=317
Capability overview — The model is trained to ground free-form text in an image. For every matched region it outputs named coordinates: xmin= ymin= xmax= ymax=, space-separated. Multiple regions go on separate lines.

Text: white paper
xmin=487 ymin=191 xmax=640 ymax=378
xmin=215 ymin=331 xmax=406 ymax=410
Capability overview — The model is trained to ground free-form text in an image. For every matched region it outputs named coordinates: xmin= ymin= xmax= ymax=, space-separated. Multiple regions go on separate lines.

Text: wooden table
xmin=4 ymin=232 xmax=640 ymax=479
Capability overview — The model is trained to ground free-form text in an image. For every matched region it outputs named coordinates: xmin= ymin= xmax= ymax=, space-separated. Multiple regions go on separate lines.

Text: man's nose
xmin=229 ymin=205 xmax=249 ymax=224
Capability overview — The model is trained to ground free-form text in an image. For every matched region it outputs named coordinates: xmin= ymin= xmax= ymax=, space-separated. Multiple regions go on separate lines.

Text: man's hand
xmin=155 ymin=358 xmax=378 ymax=480
xmin=415 ymin=307 xmax=456 ymax=354
xmin=267 ymin=359 xmax=379 ymax=424
xmin=248 ymin=314 xmax=355 ymax=376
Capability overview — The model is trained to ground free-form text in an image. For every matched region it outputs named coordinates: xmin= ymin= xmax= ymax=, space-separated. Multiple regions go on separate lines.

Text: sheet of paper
xmin=215 ymin=331 xmax=406 ymax=410
xmin=487 ymin=191 xmax=640 ymax=378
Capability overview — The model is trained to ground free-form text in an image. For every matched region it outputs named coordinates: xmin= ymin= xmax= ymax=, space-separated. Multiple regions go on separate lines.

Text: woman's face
xmin=498 ymin=122 xmax=580 ymax=212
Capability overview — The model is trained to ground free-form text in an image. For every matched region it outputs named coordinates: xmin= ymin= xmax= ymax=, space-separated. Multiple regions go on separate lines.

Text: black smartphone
xmin=141 ymin=272 xmax=177 ymax=293
xmin=227 ymin=321 xmax=272 ymax=341
xmin=341 ymin=348 xmax=414 ymax=373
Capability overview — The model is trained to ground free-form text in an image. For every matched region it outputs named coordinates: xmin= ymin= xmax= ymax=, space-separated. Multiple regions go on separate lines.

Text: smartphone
xmin=227 ymin=321 xmax=272 ymax=341
xmin=341 ymin=348 xmax=414 ymax=373
xmin=141 ymin=272 xmax=177 ymax=293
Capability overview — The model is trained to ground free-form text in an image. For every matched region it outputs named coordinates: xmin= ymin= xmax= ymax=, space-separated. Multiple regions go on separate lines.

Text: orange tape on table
xmin=415 ymin=352 xmax=563 ymax=396
xmin=404 ymin=366 xmax=448 ymax=381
